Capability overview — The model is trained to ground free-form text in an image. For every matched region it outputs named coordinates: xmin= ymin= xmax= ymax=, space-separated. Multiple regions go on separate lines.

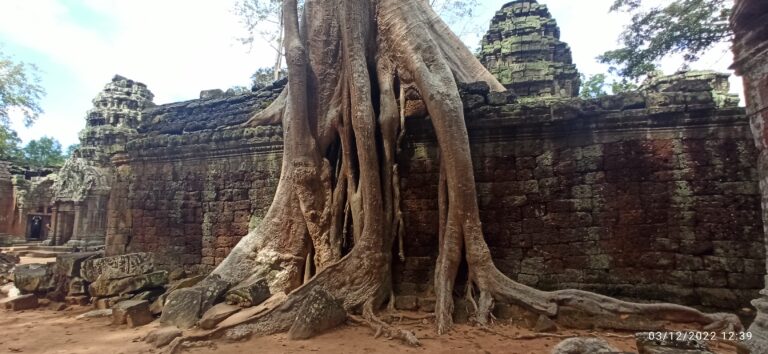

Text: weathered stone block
xmin=159 ymin=287 xmax=202 ymax=329
xmin=2 ymin=294 xmax=38 ymax=311
xmin=55 ymin=252 xmax=101 ymax=277
xmin=68 ymin=277 xmax=86 ymax=296
xmin=288 ymin=288 xmax=347 ymax=340
xmin=225 ymin=276 xmax=270 ymax=307
xmin=394 ymin=295 xmax=418 ymax=311
xmin=13 ymin=263 xmax=55 ymax=294
xmin=89 ymin=271 xmax=168 ymax=297
xmin=113 ymin=299 xmax=154 ymax=327
xmin=199 ymin=303 xmax=241 ymax=329
xmin=81 ymin=253 xmax=154 ymax=282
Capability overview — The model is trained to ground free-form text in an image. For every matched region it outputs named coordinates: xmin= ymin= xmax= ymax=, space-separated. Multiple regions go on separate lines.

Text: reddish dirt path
xmin=0 ymin=305 xmax=742 ymax=354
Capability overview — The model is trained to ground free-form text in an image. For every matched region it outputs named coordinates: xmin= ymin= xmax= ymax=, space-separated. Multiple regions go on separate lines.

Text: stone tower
xmin=49 ymin=75 xmax=154 ymax=247
xmin=79 ymin=75 xmax=155 ymax=160
xmin=480 ymin=0 xmax=580 ymax=98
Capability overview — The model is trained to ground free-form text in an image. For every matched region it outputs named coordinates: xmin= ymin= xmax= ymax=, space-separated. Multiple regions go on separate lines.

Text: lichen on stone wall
xmin=480 ymin=0 xmax=580 ymax=98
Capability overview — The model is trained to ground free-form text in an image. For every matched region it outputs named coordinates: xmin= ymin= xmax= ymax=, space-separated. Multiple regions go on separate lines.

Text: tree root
xmin=350 ymin=310 xmax=421 ymax=346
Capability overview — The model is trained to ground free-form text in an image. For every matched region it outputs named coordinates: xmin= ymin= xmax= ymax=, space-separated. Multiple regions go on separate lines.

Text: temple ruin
xmin=479 ymin=0 xmax=580 ymax=97
xmin=2 ymin=0 xmax=768 ymax=349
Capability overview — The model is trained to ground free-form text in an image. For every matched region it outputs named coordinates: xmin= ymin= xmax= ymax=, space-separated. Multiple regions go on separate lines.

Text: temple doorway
xmin=26 ymin=214 xmax=51 ymax=241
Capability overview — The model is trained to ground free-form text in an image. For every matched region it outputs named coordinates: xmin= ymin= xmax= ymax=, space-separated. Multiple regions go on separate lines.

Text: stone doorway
xmin=26 ymin=214 xmax=51 ymax=241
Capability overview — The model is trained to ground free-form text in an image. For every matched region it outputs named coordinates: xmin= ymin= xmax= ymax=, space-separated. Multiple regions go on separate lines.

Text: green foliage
xmin=611 ymin=79 xmax=639 ymax=94
xmin=0 ymin=125 xmax=23 ymax=162
xmin=0 ymin=48 xmax=45 ymax=127
xmin=579 ymin=74 xmax=608 ymax=99
xmin=234 ymin=0 xmax=285 ymax=52
xmin=251 ymin=67 xmax=286 ymax=88
xmin=599 ymin=0 xmax=731 ymax=79
xmin=65 ymin=144 xmax=80 ymax=157
xmin=580 ymin=74 xmax=640 ymax=98
xmin=23 ymin=136 xmax=65 ymax=168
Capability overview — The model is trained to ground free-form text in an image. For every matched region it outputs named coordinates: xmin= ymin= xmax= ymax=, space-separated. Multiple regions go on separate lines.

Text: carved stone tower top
xmin=480 ymin=0 xmax=580 ymax=98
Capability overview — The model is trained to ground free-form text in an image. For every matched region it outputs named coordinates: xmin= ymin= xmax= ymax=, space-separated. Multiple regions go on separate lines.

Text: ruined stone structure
xmin=103 ymin=72 xmax=763 ymax=313
xmin=731 ymin=0 xmax=768 ymax=351
xmin=0 ymin=161 xmax=18 ymax=244
xmin=479 ymin=0 xmax=580 ymax=97
xmin=1 ymin=1 xmax=761 ymax=335
xmin=49 ymin=75 xmax=154 ymax=246
xmin=0 ymin=164 xmax=57 ymax=244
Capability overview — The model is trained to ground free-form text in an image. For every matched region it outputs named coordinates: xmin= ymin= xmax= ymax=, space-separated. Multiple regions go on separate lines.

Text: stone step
xmin=9 ymin=250 xmax=70 ymax=258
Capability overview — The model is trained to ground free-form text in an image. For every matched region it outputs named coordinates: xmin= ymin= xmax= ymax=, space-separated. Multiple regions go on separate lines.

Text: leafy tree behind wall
xmin=0 ymin=125 xmax=23 ymax=162
xmin=599 ymin=0 xmax=732 ymax=80
xmin=579 ymin=74 xmax=639 ymax=99
xmin=23 ymin=136 xmax=65 ymax=168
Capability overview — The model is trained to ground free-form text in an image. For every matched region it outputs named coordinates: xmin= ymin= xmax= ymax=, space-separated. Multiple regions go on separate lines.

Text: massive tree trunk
xmin=163 ymin=0 xmax=742 ymax=348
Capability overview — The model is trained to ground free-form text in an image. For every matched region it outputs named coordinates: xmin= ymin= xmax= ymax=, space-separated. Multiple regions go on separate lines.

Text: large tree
xmin=165 ymin=0 xmax=742 ymax=347
xmin=22 ymin=136 xmax=65 ymax=168
xmin=0 ymin=47 xmax=45 ymax=163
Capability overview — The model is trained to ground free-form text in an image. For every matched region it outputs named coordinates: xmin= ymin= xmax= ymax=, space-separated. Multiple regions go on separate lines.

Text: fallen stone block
xmin=199 ymin=303 xmax=241 ymax=329
xmin=635 ymin=332 xmax=715 ymax=354
xmin=288 ymin=288 xmax=347 ymax=340
xmin=151 ymin=275 xmax=205 ymax=314
xmin=2 ymin=294 xmax=38 ymax=311
xmin=94 ymin=294 xmax=133 ymax=309
xmin=113 ymin=300 xmax=154 ymax=327
xmin=89 ymin=271 xmax=168 ymax=297
xmin=81 ymin=253 xmax=154 ymax=282
xmin=55 ymin=252 xmax=101 ymax=277
xmin=65 ymin=295 xmax=90 ymax=306
xmin=199 ymin=275 xmax=230 ymax=313
xmin=159 ymin=275 xmax=229 ymax=329
xmin=12 ymin=263 xmax=55 ymax=294
xmin=552 ymin=337 xmax=620 ymax=354
xmin=150 ymin=296 xmax=164 ymax=315
xmin=67 ymin=277 xmax=86 ymax=296
xmin=159 ymin=287 xmax=203 ymax=329
xmin=394 ymin=295 xmax=418 ymax=311
xmin=132 ymin=288 xmax=166 ymax=302
xmin=75 ymin=309 xmax=112 ymax=319
xmin=144 ymin=327 xmax=182 ymax=348
xmin=225 ymin=276 xmax=270 ymax=307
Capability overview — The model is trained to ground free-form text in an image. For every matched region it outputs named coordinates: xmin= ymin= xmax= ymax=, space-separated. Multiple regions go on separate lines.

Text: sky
xmin=0 ymin=0 xmax=741 ymax=148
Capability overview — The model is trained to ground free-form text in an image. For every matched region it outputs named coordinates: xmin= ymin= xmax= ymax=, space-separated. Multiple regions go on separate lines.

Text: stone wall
xmin=0 ymin=161 xmax=18 ymax=239
xmin=107 ymin=77 xmax=763 ymax=312
xmin=106 ymin=81 xmax=285 ymax=274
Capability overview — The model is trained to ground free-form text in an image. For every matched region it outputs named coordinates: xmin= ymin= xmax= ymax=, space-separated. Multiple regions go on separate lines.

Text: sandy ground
xmin=0 ymin=256 xmax=741 ymax=353
xmin=0 ymin=304 xmax=744 ymax=354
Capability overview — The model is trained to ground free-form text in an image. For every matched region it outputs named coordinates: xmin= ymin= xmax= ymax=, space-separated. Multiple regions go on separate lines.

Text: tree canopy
xmin=0 ymin=48 xmax=45 ymax=128
xmin=0 ymin=47 xmax=46 ymax=164
xmin=599 ymin=0 xmax=732 ymax=80
xmin=22 ymin=136 xmax=66 ymax=168
xmin=579 ymin=74 xmax=638 ymax=99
